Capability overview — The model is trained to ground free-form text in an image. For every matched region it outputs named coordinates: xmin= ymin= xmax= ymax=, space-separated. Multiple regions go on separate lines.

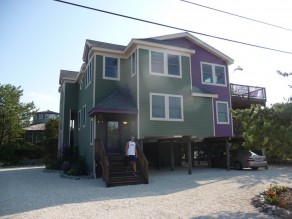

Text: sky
xmin=1 ymin=0 xmax=292 ymax=113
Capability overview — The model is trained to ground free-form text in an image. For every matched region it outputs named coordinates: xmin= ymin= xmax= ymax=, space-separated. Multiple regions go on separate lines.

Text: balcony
xmin=231 ymin=83 xmax=267 ymax=109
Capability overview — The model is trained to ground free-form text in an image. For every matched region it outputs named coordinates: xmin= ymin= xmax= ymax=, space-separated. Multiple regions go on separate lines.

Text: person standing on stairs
xmin=125 ymin=136 xmax=138 ymax=176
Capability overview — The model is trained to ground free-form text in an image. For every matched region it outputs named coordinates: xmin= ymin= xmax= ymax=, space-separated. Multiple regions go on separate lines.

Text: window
xmin=82 ymin=105 xmax=86 ymax=127
xmin=150 ymin=93 xmax=183 ymax=121
xmin=150 ymin=51 xmax=181 ymax=77
xmin=104 ymin=56 xmax=119 ymax=80
xmin=216 ymin=101 xmax=229 ymax=124
xmin=201 ymin=62 xmax=226 ymax=86
xmin=85 ymin=60 xmax=92 ymax=88
xmin=131 ymin=51 xmax=136 ymax=77
xmin=78 ymin=110 xmax=81 ymax=130
xmin=167 ymin=54 xmax=180 ymax=76
xmin=90 ymin=119 xmax=93 ymax=145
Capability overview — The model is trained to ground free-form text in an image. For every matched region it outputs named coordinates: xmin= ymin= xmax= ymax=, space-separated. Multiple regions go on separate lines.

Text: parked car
xmin=211 ymin=149 xmax=268 ymax=170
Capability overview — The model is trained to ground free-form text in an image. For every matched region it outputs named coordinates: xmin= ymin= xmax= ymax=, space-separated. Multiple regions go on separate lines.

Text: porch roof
xmin=88 ymin=89 xmax=138 ymax=117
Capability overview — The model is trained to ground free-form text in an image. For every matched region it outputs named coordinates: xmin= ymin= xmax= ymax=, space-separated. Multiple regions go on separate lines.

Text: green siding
xmin=138 ymin=48 xmax=213 ymax=137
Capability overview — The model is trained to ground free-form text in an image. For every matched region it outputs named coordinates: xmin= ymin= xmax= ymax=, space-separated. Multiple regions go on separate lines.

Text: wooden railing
xmin=136 ymin=144 xmax=149 ymax=184
xmin=230 ymin=83 xmax=266 ymax=101
xmin=95 ymin=139 xmax=109 ymax=185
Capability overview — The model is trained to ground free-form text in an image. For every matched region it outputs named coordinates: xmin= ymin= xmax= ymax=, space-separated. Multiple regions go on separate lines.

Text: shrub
xmin=66 ymin=168 xmax=78 ymax=176
xmin=265 ymin=184 xmax=288 ymax=209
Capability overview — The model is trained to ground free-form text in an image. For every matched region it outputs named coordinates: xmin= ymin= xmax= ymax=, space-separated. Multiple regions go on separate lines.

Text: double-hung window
xmin=216 ymin=101 xmax=229 ymax=124
xmin=131 ymin=51 xmax=137 ymax=77
xmin=201 ymin=62 xmax=226 ymax=86
xmin=150 ymin=51 xmax=181 ymax=77
xmin=150 ymin=93 xmax=183 ymax=121
xmin=82 ymin=105 xmax=86 ymax=127
xmin=104 ymin=56 xmax=119 ymax=80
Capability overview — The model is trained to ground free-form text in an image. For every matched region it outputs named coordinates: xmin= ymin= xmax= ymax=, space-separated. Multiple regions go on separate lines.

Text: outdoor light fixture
xmin=123 ymin=121 xmax=128 ymax=125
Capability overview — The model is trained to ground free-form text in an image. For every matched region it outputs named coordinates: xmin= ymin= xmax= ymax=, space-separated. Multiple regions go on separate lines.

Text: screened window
xmin=216 ymin=101 xmax=229 ymax=124
xmin=201 ymin=62 xmax=226 ymax=86
xmin=104 ymin=57 xmax=119 ymax=80
xmin=167 ymin=54 xmax=180 ymax=76
xmin=150 ymin=93 xmax=183 ymax=121
xmin=151 ymin=51 xmax=164 ymax=74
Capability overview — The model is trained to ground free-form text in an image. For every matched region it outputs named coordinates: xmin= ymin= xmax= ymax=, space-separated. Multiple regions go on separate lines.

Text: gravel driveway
xmin=1 ymin=165 xmax=292 ymax=219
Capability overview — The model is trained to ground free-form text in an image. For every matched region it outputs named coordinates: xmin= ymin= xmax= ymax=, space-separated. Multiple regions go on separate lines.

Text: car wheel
xmin=234 ymin=161 xmax=242 ymax=170
xmin=251 ymin=167 xmax=259 ymax=170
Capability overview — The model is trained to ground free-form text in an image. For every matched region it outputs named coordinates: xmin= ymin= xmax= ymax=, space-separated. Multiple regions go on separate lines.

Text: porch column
xmin=170 ymin=140 xmax=174 ymax=171
xmin=157 ymin=142 xmax=161 ymax=169
xmin=139 ymin=138 xmax=144 ymax=152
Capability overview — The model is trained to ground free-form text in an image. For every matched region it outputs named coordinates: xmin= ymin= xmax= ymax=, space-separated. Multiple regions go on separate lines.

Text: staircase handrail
xmin=95 ymin=139 xmax=109 ymax=185
xmin=136 ymin=144 xmax=149 ymax=183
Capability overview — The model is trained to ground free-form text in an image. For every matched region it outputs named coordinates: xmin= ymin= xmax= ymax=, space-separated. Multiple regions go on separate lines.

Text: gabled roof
xmin=151 ymin=32 xmax=234 ymax=65
xmin=88 ymin=89 xmax=138 ymax=116
xmin=36 ymin=110 xmax=59 ymax=114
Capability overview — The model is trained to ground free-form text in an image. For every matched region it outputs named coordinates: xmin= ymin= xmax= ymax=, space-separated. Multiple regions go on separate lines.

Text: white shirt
xmin=127 ymin=141 xmax=136 ymax=156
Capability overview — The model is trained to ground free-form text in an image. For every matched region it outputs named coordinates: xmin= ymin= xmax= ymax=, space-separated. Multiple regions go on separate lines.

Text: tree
xmin=44 ymin=118 xmax=59 ymax=161
xmin=232 ymin=103 xmax=292 ymax=160
xmin=0 ymin=84 xmax=37 ymax=146
xmin=277 ymin=70 xmax=292 ymax=101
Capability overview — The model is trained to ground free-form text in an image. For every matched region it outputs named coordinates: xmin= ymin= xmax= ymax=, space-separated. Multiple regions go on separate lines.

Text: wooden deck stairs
xmin=106 ymin=154 xmax=148 ymax=187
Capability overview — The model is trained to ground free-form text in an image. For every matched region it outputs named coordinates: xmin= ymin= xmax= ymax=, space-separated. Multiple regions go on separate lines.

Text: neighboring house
xmin=24 ymin=110 xmax=59 ymax=144
xmin=58 ymin=32 xmax=266 ymax=179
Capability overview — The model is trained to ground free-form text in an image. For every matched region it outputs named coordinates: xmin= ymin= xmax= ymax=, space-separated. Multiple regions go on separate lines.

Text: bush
xmin=66 ymin=168 xmax=78 ymax=176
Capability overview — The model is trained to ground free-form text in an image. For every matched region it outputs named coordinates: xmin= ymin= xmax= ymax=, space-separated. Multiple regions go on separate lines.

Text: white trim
xmin=149 ymin=50 xmax=182 ymax=78
xmin=200 ymin=62 xmax=227 ymax=87
xmin=212 ymin=99 xmax=216 ymax=136
xmin=103 ymin=56 xmax=120 ymax=81
xmin=192 ymin=92 xmax=218 ymax=98
xmin=150 ymin=92 xmax=184 ymax=122
xmin=131 ymin=50 xmax=137 ymax=77
xmin=216 ymin=101 xmax=230 ymax=124
xmin=93 ymin=56 xmax=96 ymax=107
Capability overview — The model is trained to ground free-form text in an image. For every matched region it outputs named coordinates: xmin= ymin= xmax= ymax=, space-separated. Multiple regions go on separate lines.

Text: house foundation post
xmin=170 ymin=140 xmax=174 ymax=171
xmin=187 ymin=136 xmax=192 ymax=175
xmin=226 ymin=140 xmax=231 ymax=171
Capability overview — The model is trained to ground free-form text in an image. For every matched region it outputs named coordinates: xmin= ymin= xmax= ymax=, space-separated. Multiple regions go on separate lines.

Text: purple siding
xmin=163 ymin=38 xmax=232 ymax=137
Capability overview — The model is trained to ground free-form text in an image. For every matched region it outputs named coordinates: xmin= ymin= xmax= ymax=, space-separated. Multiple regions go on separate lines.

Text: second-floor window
xmin=201 ymin=62 xmax=226 ymax=86
xmin=131 ymin=51 xmax=136 ymax=77
xmin=216 ymin=101 xmax=229 ymax=124
xmin=150 ymin=93 xmax=183 ymax=121
xmin=104 ymin=56 xmax=119 ymax=80
xmin=78 ymin=110 xmax=81 ymax=130
xmin=150 ymin=51 xmax=181 ymax=77
xmin=82 ymin=105 xmax=86 ymax=127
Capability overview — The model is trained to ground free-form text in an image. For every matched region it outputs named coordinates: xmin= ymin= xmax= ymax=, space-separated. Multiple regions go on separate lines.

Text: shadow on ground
xmin=0 ymin=165 xmax=290 ymax=217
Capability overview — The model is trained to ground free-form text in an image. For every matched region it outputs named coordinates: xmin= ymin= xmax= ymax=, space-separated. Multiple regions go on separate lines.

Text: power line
xmin=53 ymin=0 xmax=292 ymax=55
xmin=181 ymin=0 xmax=292 ymax=32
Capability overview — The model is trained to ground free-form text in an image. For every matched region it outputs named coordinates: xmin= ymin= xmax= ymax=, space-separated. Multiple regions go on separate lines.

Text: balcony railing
xmin=230 ymin=83 xmax=266 ymax=101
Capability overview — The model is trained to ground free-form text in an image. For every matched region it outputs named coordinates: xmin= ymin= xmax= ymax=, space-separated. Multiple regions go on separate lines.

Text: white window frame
xmin=150 ymin=93 xmax=184 ymax=121
xmin=82 ymin=105 xmax=86 ymax=128
xmin=86 ymin=57 xmax=93 ymax=88
xmin=78 ymin=110 xmax=81 ymax=130
xmin=90 ymin=118 xmax=93 ymax=145
xmin=201 ymin=62 xmax=227 ymax=86
xmin=131 ymin=51 xmax=137 ymax=77
xmin=216 ymin=101 xmax=230 ymax=124
xmin=150 ymin=50 xmax=182 ymax=78
xmin=103 ymin=56 xmax=120 ymax=81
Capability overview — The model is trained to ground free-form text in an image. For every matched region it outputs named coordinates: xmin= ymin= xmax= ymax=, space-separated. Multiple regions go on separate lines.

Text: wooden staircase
xmin=106 ymin=154 xmax=148 ymax=187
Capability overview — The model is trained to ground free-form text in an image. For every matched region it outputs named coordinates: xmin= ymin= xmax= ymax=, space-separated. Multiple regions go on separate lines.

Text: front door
xmin=106 ymin=121 xmax=120 ymax=153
